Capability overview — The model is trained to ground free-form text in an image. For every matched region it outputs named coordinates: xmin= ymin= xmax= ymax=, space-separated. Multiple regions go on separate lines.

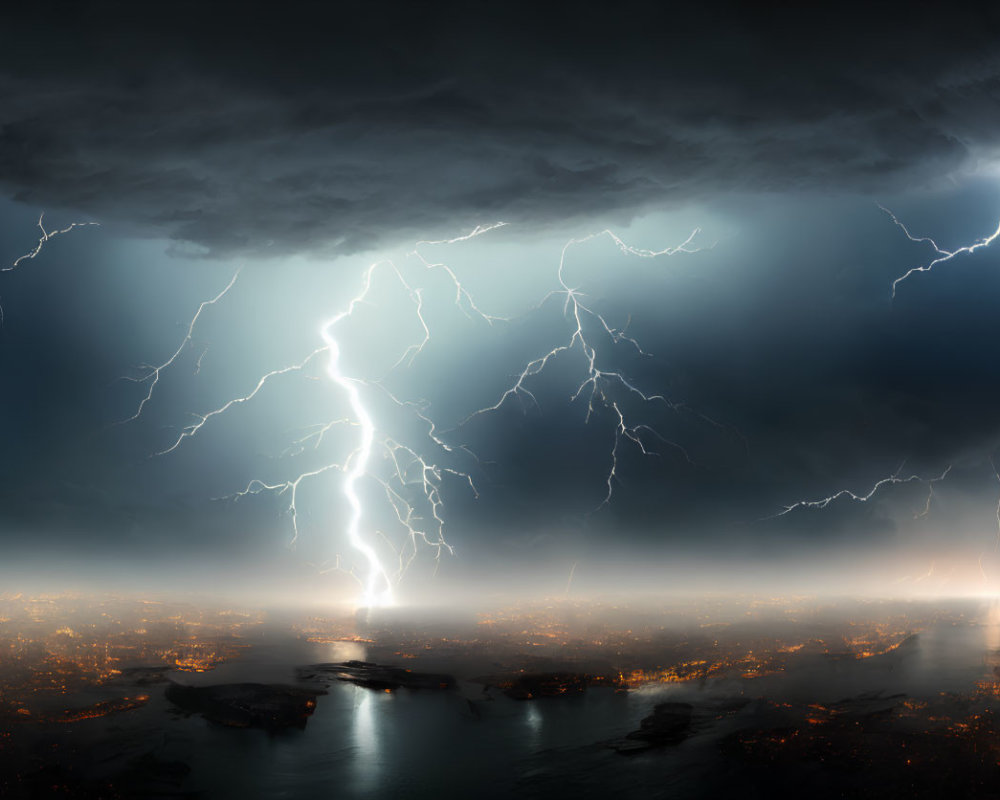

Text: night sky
xmin=3 ymin=1 xmax=1000 ymax=598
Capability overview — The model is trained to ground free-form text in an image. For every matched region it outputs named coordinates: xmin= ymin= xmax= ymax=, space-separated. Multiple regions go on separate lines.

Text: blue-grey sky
xmin=3 ymin=1 xmax=1000 ymax=597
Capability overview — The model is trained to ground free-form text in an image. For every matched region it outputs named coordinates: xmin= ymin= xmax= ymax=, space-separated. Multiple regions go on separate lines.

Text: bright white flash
xmin=318 ymin=263 xmax=392 ymax=606
xmin=125 ymin=223 xmax=717 ymax=606
xmin=124 ymin=233 xmax=496 ymax=607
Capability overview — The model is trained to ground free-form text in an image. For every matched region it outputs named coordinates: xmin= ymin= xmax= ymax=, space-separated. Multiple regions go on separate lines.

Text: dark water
xmin=13 ymin=605 xmax=1000 ymax=799
xmin=128 ymin=613 xmax=1000 ymax=799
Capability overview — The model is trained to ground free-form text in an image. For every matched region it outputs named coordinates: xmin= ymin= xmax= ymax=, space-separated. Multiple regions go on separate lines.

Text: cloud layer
xmin=2 ymin=2 xmax=1000 ymax=255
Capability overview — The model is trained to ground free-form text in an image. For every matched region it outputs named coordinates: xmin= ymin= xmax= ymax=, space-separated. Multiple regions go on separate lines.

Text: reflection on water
xmin=351 ymin=688 xmax=379 ymax=794
xmin=524 ymin=701 xmax=543 ymax=749
xmin=9 ymin=595 xmax=1000 ymax=797
xmin=176 ymin=610 xmax=1000 ymax=798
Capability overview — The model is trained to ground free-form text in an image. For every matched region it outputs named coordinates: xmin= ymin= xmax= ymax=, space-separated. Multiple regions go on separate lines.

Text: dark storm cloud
xmin=2 ymin=1 xmax=1000 ymax=255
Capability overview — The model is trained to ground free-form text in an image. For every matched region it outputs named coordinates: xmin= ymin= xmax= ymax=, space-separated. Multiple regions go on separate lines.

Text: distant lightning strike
xmin=992 ymin=456 xmax=1000 ymax=552
xmin=775 ymin=203 xmax=1000 ymax=576
xmin=768 ymin=463 xmax=953 ymax=519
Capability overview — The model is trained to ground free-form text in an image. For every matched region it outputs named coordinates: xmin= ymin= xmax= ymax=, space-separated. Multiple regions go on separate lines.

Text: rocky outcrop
xmin=296 ymin=660 xmax=455 ymax=691
xmin=612 ymin=702 xmax=694 ymax=754
xmin=165 ymin=682 xmax=323 ymax=730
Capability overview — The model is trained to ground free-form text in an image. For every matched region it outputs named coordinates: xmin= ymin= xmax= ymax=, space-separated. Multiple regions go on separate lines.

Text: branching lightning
xmin=881 ymin=204 xmax=1000 ymax=298
xmin=126 ymin=222 xmax=722 ymax=605
xmin=459 ymin=228 xmax=717 ymax=510
xmin=770 ymin=203 xmax=1000 ymax=568
xmin=767 ymin=463 xmax=952 ymax=519
xmin=4 ymin=213 xmax=100 ymax=274
xmin=127 ymin=233 xmax=503 ymax=606
xmin=118 ymin=271 xmax=242 ymax=426
xmin=2 ymin=212 xmax=99 ymax=325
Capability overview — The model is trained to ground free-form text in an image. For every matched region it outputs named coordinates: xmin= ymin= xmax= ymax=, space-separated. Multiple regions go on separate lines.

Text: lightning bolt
xmin=881 ymin=204 xmax=1000 ymax=298
xmin=2 ymin=212 xmax=99 ymax=325
xmin=564 ymin=561 xmax=578 ymax=596
xmin=781 ymin=203 xmax=1000 ymax=571
xmin=992 ymin=456 xmax=1000 ymax=552
xmin=4 ymin=212 xmax=100 ymax=274
xmin=126 ymin=222 xmax=725 ymax=605
xmin=128 ymin=231 xmax=503 ymax=606
xmin=117 ymin=271 xmax=242 ymax=426
xmin=458 ymin=227 xmax=724 ymax=510
xmin=767 ymin=463 xmax=952 ymax=519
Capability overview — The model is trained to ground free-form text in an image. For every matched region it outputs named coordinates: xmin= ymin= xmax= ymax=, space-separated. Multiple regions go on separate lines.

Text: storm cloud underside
xmin=2 ymin=2 xmax=1000 ymax=256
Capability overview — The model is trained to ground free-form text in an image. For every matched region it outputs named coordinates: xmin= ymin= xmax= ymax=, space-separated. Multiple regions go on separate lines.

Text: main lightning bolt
xmin=125 ymin=232 xmax=501 ymax=606
xmin=320 ymin=285 xmax=391 ymax=605
xmin=124 ymin=222 xmax=725 ymax=604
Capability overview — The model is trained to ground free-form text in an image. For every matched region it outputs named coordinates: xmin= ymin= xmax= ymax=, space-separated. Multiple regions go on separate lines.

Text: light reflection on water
xmin=351 ymin=688 xmax=379 ymax=794
xmin=152 ymin=612 xmax=1000 ymax=799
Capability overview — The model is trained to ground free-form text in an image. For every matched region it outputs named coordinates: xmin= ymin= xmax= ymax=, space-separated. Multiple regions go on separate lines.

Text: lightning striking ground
xmin=127 ymin=233 xmax=501 ymax=606
xmin=125 ymin=223 xmax=721 ymax=604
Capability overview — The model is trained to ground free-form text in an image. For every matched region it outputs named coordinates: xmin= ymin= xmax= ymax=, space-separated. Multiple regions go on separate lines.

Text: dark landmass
xmin=117 ymin=665 xmax=173 ymax=685
xmin=164 ymin=682 xmax=323 ymax=730
xmin=613 ymin=702 xmax=694 ymax=754
xmin=2 ymin=594 xmax=998 ymax=798
xmin=721 ymin=695 xmax=1000 ymax=799
xmin=297 ymin=660 xmax=456 ymax=691
xmin=55 ymin=695 xmax=150 ymax=724
xmin=0 ymin=751 xmax=195 ymax=800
